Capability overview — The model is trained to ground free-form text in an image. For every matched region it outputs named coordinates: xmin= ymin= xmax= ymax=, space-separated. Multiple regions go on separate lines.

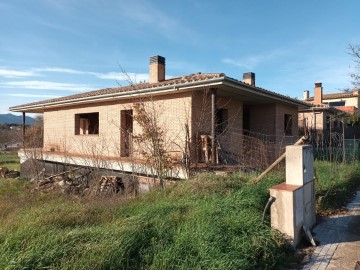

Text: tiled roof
xmin=305 ymin=90 xmax=360 ymax=101
xmin=10 ymin=72 xmax=309 ymax=111
xmin=335 ymin=106 xmax=357 ymax=115
xmin=10 ymin=73 xmax=225 ymax=109
xmin=299 ymin=104 xmax=355 ymax=116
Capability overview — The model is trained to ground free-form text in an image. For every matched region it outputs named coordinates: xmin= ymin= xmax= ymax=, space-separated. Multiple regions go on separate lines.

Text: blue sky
xmin=1 ymin=0 xmax=359 ymax=115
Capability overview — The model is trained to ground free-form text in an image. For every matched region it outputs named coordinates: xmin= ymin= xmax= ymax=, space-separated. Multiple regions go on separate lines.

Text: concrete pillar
xmin=270 ymin=145 xmax=316 ymax=247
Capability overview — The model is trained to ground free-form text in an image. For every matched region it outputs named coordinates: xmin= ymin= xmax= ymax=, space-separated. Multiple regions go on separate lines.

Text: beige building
xmin=11 ymin=56 xmax=309 ymax=179
xmin=303 ymin=85 xmax=360 ymax=114
xmin=299 ymin=83 xmax=360 ymax=138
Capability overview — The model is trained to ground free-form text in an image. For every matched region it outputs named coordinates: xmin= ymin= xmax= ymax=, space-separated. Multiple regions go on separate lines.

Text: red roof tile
xmin=10 ymin=72 xmax=309 ymax=111
xmin=335 ymin=106 xmax=357 ymax=115
xmin=10 ymin=73 xmax=224 ymax=109
xmin=305 ymin=90 xmax=360 ymax=101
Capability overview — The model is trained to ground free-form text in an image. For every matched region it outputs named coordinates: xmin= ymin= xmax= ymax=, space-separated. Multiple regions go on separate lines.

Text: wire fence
xmin=217 ymin=129 xmax=297 ymax=170
xmin=216 ymin=129 xmax=360 ymax=170
xmin=309 ymin=130 xmax=360 ymax=163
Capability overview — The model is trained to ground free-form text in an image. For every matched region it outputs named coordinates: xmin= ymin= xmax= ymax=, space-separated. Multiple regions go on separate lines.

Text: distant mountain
xmin=0 ymin=113 xmax=36 ymax=125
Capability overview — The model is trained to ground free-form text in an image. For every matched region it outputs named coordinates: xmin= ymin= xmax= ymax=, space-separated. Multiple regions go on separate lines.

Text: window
xmin=75 ymin=113 xmax=99 ymax=135
xmin=284 ymin=114 xmax=293 ymax=136
xmin=328 ymin=101 xmax=346 ymax=106
xmin=216 ymin=109 xmax=228 ymax=135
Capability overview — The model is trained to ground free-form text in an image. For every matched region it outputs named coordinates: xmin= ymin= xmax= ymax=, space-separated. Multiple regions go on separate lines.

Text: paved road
xmin=301 ymin=191 xmax=360 ymax=270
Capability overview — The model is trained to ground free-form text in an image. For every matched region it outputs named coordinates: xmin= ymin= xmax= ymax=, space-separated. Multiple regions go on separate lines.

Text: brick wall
xmin=248 ymin=104 xmax=276 ymax=136
xmin=298 ymin=111 xmax=326 ymax=131
xmin=44 ymin=92 xmax=192 ymax=162
xmin=190 ymin=90 xmax=243 ymax=161
xmin=43 ymin=89 xmax=300 ymax=166
xmin=275 ymin=103 xmax=298 ymax=144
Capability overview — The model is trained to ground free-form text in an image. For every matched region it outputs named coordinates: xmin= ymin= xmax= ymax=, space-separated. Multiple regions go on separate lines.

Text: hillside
xmin=0 ymin=113 xmax=36 ymax=125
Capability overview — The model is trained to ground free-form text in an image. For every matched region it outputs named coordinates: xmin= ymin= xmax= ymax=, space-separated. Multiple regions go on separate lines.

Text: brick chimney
xmin=243 ymin=72 xmax=255 ymax=86
xmin=314 ymin=82 xmax=323 ymax=105
xmin=303 ymin=90 xmax=309 ymax=100
xmin=149 ymin=55 xmax=165 ymax=83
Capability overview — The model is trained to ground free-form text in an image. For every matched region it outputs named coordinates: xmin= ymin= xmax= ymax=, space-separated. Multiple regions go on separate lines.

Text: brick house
xmin=10 ymin=56 xmax=309 ymax=179
xmin=299 ymin=83 xmax=360 ymax=139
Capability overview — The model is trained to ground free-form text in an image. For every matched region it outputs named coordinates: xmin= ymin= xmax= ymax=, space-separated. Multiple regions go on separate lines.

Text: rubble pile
xmin=0 ymin=167 xmax=20 ymax=178
xmin=31 ymin=168 xmax=132 ymax=197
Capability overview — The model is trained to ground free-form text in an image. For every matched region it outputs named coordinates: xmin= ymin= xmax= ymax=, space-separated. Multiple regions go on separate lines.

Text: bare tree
xmin=349 ymin=44 xmax=360 ymax=87
xmin=132 ymin=101 xmax=174 ymax=189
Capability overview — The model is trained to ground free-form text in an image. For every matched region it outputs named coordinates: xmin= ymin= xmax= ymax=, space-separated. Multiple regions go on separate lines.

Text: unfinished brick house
xmin=10 ymin=56 xmax=309 ymax=179
xmin=299 ymin=83 xmax=360 ymax=139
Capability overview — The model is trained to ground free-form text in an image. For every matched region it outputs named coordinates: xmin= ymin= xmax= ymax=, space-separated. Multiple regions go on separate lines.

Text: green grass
xmin=314 ymin=161 xmax=360 ymax=214
xmin=0 ymin=154 xmax=359 ymax=269
xmin=0 ymin=152 xmax=20 ymax=171
xmin=0 ymin=173 xmax=290 ymax=270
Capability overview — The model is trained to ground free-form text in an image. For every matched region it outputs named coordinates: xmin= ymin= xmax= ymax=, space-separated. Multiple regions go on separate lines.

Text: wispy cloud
xmin=36 ymin=67 xmax=149 ymax=81
xmin=33 ymin=67 xmax=86 ymax=74
xmin=0 ymin=81 xmax=92 ymax=91
xmin=0 ymin=66 xmax=149 ymax=82
xmin=6 ymin=93 xmax=61 ymax=98
xmin=0 ymin=68 xmax=37 ymax=78
xmin=222 ymin=48 xmax=290 ymax=69
xmin=96 ymin=72 xmax=149 ymax=82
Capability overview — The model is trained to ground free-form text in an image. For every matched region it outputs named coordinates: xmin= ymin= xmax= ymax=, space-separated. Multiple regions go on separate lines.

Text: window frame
xmin=284 ymin=113 xmax=293 ymax=136
xmin=75 ymin=112 xmax=99 ymax=135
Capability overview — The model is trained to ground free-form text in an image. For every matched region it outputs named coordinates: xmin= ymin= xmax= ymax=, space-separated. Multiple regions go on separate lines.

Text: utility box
xmin=286 ymin=145 xmax=314 ymax=185
xmin=270 ymin=145 xmax=316 ymax=247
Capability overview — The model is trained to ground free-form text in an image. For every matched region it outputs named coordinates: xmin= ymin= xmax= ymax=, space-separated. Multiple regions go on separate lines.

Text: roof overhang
xmin=298 ymin=106 xmax=350 ymax=116
xmin=10 ymin=76 xmax=310 ymax=113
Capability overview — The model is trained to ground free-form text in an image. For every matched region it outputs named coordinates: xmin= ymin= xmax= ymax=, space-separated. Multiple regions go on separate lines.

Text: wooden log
xmin=251 ymin=136 xmax=308 ymax=184
xmin=44 ymin=167 xmax=82 ymax=181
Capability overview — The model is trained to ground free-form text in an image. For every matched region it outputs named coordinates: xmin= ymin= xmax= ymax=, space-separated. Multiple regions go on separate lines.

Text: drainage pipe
xmin=262 ymin=196 xmax=276 ymax=223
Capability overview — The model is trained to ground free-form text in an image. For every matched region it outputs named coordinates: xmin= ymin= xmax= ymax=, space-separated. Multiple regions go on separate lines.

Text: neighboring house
xmin=299 ymin=83 xmax=360 ymax=139
xmin=10 ymin=55 xmax=309 ymax=179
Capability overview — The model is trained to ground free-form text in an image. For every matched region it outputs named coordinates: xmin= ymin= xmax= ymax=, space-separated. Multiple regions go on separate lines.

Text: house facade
xmin=299 ymin=83 xmax=360 ymax=139
xmin=10 ymin=56 xmax=309 ymax=179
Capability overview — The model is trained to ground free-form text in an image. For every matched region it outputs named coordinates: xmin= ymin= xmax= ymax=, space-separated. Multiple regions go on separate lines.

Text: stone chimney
xmin=314 ymin=82 xmax=323 ymax=105
xmin=243 ymin=72 xmax=255 ymax=86
xmin=149 ymin=55 xmax=165 ymax=83
xmin=303 ymin=90 xmax=309 ymax=100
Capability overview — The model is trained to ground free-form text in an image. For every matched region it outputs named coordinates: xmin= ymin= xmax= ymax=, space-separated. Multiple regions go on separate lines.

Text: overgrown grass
xmin=314 ymin=161 xmax=360 ymax=214
xmin=0 ymin=157 xmax=359 ymax=269
xmin=0 ymin=172 xmax=291 ymax=270
xmin=0 ymin=152 xmax=20 ymax=171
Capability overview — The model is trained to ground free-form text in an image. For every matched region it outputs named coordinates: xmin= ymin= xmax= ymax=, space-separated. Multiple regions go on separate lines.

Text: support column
xmin=22 ymin=112 xmax=26 ymax=147
xmin=211 ymin=88 xmax=217 ymax=165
